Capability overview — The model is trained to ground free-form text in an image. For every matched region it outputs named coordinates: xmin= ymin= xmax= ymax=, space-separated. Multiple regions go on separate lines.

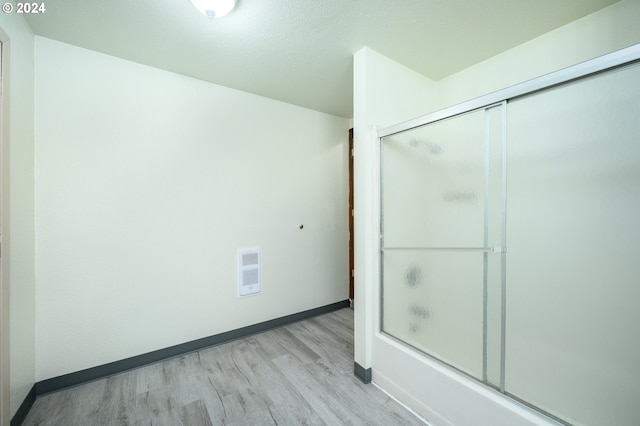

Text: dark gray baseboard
xmin=10 ymin=384 xmax=35 ymax=426
xmin=34 ymin=300 xmax=350 ymax=397
xmin=354 ymin=361 xmax=372 ymax=384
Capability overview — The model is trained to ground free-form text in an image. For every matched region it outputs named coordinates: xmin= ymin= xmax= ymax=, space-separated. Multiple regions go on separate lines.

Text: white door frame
xmin=0 ymin=32 xmax=11 ymax=426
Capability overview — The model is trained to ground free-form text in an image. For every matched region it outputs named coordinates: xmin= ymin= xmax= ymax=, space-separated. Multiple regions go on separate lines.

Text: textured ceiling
xmin=25 ymin=0 xmax=619 ymax=118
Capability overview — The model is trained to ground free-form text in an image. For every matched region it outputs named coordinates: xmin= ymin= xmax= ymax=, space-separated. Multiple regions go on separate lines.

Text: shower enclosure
xmin=379 ymin=47 xmax=640 ymax=426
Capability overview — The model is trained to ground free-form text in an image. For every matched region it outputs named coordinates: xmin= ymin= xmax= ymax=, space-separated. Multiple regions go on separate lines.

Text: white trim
xmin=0 ymin=33 xmax=10 ymax=426
xmin=374 ymin=333 xmax=564 ymax=426
xmin=372 ymin=379 xmax=435 ymax=426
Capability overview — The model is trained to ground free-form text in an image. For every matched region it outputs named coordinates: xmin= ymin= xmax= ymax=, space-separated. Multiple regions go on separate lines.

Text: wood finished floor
xmin=23 ymin=308 xmax=425 ymax=426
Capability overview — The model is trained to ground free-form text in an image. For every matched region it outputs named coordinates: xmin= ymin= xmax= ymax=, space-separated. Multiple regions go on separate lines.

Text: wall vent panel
xmin=238 ymin=248 xmax=261 ymax=296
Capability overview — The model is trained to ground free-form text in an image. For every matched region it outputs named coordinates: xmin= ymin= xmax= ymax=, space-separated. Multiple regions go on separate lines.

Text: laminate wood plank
xmin=285 ymin=320 xmax=353 ymax=374
xmin=25 ymin=378 xmax=108 ymax=425
xmin=272 ymin=353 xmax=349 ymax=425
xmin=307 ymin=356 xmax=424 ymax=426
xmin=275 ymin=351 xmax=424 ymax=426
xmin=309 ymin=311 xmax=355 ymax=342
xmin=180 ymin=399 xmax=213 ymax=426
xmin=229 ymin=336 xmax=326 ymax=425
xmin=88 ymin=371 xmax=137 ymax=425
xmin=133 ymin=360 xmax=170 ymax=395
xmin=22 ymin=308 xmax=425 ymax=426
xmin=184 ymin=348 xmax=257 ymax=425
xmin=122 ymin=386 xmax=184 ymax=426
xmin=193 ymin=337 xmax=317 ymax=425
xmin=226 ymin=339 xmax=316 ymax=424
xmin=328 ymin=306 xmax=355 ymax=329
xmin=271 ymin=327 xmax=323 ymax=365
xmin=240 ymin=329 xmax=290 ymax=362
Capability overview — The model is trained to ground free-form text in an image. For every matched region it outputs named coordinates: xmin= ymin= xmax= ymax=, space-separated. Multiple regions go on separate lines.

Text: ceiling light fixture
xmin=190 ymin=0 xmax=237 ymax=19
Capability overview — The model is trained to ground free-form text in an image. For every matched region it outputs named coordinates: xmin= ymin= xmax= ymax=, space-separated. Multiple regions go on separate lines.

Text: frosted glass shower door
xmin=505 ymin=63 xmax=640 ymax=425
xmin=381 ymin=106 xmax=504 ymax=383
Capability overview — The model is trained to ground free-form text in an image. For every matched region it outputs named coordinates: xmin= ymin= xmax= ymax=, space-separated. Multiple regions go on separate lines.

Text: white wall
xmin=34 ymin=37 xmax=350 ymax=381
xmin=357 ymin=1 xmax=640 ymax=425
xmin=352 ymin=47 xmax=435 ymax=371
xmin=0 ymin=12 xmax=35 ymax=422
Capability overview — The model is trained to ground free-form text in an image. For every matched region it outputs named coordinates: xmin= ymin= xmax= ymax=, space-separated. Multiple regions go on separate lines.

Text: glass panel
xmin=382 ymin=249 xmax=495 ymax=379
xmin=381 ymin=104 xmax=505 ymax=385
xmin=382 ymin=109 xmax=487 ymax=249
xmin=505 ymin=63 xmax=640 ymax=425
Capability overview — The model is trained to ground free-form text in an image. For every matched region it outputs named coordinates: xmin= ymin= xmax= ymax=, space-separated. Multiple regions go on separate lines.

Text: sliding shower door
xmin=381 ymin=104 xmax=504 ymax=386
xmin=504 ymin=62 xmax=640 ymax=425
xmin=380 ymin=54 xmax=640 ymax=425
